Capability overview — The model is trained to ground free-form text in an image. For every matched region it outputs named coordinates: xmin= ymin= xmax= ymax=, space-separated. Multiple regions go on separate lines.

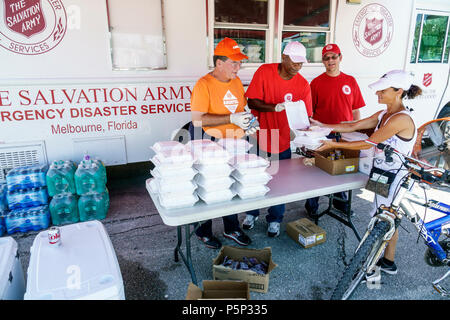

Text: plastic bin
xmin=0 ymin=237 xmax=26 ymax=300
xmin=25 ymin=220 xmax=125 ymax=300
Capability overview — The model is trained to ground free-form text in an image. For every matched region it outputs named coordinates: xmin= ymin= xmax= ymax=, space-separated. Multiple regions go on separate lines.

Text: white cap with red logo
xmin=369 ymin=70 xmax=414 ymax=91
xmin=283 ymin=41 xmax=308 ymax=63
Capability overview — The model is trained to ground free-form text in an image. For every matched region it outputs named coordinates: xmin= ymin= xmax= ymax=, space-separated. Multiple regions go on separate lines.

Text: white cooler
xmin=0 ymin=237 xmax=26 ymax=300
xmin=24 ymin=220 xmax=125 ymax=300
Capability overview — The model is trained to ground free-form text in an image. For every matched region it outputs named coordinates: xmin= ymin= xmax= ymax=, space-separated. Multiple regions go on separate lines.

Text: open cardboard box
xmin=186 ymin=280 xmax=250 ymax=300
xmin=286 ymin=218 xmax=327 ymax=248
xmin=212 ymin=246 xmax=277 ymax=293
xmin=314 ymin=149 xmax=360 ymax=175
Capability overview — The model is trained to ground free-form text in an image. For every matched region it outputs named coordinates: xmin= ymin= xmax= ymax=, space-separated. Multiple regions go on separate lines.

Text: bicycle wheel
xmin=331 ymin=220 xmax=391 ymax=300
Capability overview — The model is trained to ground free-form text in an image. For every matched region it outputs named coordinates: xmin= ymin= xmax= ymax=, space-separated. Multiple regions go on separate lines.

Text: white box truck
xmin=0 ymin=0 xmax=448 ymax=177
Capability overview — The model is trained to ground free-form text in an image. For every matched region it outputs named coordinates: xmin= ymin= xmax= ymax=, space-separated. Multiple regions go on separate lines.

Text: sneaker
xmin=243 ymin=215 xmax=258 ymax=230
xmin=267 ymin=222 xmax=280 ymax=237
xmin=364 ymin=265 xmax=381 ymax=282
xmin=223 ymin=230 xmax=251 ymax=246
xmin=197 ymin=235 xmax=222 ymax=249
xmin=377 ymin=258 xmax=398 ymax=275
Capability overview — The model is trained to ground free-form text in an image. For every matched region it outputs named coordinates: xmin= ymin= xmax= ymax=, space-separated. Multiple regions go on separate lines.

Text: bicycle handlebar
xmin=364 ymin=140 xmax=450 ymax=185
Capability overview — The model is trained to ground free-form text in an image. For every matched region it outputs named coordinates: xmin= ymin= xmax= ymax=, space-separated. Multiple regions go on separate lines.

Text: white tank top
xmin=372 ymin=109 xmax=417 ymax=170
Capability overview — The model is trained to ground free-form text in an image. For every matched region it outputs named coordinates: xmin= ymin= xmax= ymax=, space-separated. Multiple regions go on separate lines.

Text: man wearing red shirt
xmin=242 ymin=41 xmax=313 ymax=237
xmin=305 ymin=43 xmax=365 ymax=216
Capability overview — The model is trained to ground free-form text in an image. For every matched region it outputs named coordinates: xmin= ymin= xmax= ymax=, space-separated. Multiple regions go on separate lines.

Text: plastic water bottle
xmin=6 ymin=165 xmax=48 ymax=191
xmin=75 ymin=155 xmax=107 ymax=195
xmin=49 ymin=193 xmax=80 ymax=226
xmin=0 ymin=183 xmax=7 ymax=211
xmin=46 ymin=161 xmax=77 ymax=196
xmin=5 ymin=205 xmax=50 ymax=234
xmin=78 ymin=189 xmax=109 ymax=221
xmin=6 ymin=187 xmax=49 ymax=210
xmin=0 ymin=214 xmax=5 ymax=236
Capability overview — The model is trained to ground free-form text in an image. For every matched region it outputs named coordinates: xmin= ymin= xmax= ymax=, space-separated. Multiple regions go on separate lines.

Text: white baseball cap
xmin=369 ymin=70 xmax=414 ymax=91
xmin=283 ymin=41 xmax=308 ymax=63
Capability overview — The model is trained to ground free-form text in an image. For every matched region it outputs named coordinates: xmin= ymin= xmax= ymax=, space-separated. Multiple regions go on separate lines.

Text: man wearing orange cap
xmin=242 ymin=41 xmax=312 ymax=238
xmin=305 ymin=43 xmax=366 ymax=217
xmin=189 ymin=37 xmax=253 ymax=249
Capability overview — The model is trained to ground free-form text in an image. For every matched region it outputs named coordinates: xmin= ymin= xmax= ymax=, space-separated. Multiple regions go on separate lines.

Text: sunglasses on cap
xmin=322 ymin=54 xmax=340 ymax=61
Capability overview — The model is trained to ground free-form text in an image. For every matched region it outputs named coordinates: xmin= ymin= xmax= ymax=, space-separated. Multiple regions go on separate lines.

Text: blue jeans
xmin=246 ymin=147 xmax=292 ymax=223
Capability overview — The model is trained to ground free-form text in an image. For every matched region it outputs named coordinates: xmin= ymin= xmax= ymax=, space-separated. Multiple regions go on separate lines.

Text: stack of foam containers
xmin=188 ymin=140 xmax=235 ymax=204
xmin=230 ymin=154 xmax=272 ymax=200
xmin=4 ymin=165 xmax=51 ymax=234
xmin=25 ymin=220 xmax=125 ymax=300
xmin=148 ymin=141 xmax=199 ymax=209
xmin=0 ymin=237 xmax=26 ymax=300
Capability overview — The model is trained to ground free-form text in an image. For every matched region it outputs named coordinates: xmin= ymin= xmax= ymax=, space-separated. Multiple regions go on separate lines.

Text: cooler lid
xmin=25 ymin=220 xmax=123 ymax=300
xmin=0 ymin=237 xmax=18 ymax=297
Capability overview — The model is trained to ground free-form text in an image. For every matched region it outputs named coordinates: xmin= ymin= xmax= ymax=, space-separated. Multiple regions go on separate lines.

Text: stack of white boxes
xmin=230 ymin=154 xmax=272 ymax=200
xmin=147 ymin=141 xmax=199 ymax=209
xmin=188 ymin=140 xmax=235 ymax=205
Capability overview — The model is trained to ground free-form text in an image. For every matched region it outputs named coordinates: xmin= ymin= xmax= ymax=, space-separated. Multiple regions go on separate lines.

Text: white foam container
xmin=0 ymin=237 xmax=26 ymax=300
xmin=194 ymin=163 xmax=233 ymax=178
xmin=148 ymin=178 xmax=197 ymax=194
xmin=229 ymin=154 xmax=270 ymax=170
xmin=151 ymin=166 xmax=198 ymax=181
xmin=159 ymin=193 xmax=199 ymax=209
xmin=194 ymin=175 xmax=235 ymax=191
xmin=24 ymin=220 xmax=125 ymax=300
xmin=216 ymin=138 xmax=253 ymax=155
xmin=232 ymin=182 xmax=270 ymax=200
xmin=231 ymin=170 xmax=273 ymax=186
xmin=196 ymin=187 xmax=236 ymax=204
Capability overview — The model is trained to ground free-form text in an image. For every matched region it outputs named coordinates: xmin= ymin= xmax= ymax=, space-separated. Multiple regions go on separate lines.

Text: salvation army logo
xmin=284 ymin=93 xmax=293 ymax=102
xmin=0 ymin=0 xmax=67 ymax=55
xmin=423 ymin=73 xmax=432 ymax=87
xmin=352 ymin=3 xmax=393 ymax=58
xmin=342 ymin=85 xmax=351 ymax=95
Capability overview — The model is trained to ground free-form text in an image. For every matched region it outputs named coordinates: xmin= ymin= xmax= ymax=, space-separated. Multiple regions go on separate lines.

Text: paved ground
xmin=8 ymin=162 xmax=450 ymax=301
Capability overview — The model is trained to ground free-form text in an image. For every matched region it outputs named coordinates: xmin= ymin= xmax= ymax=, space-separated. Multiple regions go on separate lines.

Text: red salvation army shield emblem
xmin=4 ymin=0 xmax=46 ymax=38
xmin=364 ymin=18 xmax=383 ymax=46
xmin=423 ymin=73 xmax=432 ymax=87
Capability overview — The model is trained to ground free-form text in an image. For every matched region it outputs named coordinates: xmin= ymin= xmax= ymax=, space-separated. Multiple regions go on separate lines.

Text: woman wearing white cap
xmin=314 ymin=70 xmax=422 ymax=276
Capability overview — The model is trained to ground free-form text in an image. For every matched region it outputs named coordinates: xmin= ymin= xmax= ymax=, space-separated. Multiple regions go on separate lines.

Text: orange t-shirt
xmin=191 ymin=73 xmax=247 ymax=139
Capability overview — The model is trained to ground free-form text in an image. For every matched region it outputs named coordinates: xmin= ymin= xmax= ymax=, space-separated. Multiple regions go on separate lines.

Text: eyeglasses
xmin=322 ymin=54 xmax=340 ymax=61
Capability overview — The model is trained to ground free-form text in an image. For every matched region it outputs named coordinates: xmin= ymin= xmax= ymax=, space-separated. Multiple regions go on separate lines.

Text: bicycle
xmin=331 ymin=140 xmax=450 ymax=300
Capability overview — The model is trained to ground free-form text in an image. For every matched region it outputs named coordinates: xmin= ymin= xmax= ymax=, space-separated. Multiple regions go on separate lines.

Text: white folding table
xmin=146 ymin=158 xmax=368 ymax=285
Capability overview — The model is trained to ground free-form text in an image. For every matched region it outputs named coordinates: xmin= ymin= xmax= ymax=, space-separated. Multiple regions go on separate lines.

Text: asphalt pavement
xmin=8 ymin=161 xmax=450 ymax=301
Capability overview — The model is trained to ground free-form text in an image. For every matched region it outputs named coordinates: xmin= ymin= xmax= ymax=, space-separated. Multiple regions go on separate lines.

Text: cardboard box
xmin=212 ymin=246 xmax=277 ymax=293
xmin=186 ymin=280 xmax=250 ymax=300
xmin=286 ymin=218 xmax=327 ymax=248
xmin=314 ymin=149 xmax=360 ymax=175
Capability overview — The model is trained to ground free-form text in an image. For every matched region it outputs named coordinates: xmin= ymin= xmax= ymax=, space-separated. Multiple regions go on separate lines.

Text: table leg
xmin=314 ymin=190 xmax=362 ymax=242
xmin=173 ymin=224 xmax=198 ymax=285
